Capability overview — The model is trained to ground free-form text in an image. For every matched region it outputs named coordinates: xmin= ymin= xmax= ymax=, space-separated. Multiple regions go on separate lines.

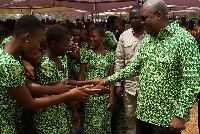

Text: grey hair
xmin=144 ymin=0 xmax=168 ymax=16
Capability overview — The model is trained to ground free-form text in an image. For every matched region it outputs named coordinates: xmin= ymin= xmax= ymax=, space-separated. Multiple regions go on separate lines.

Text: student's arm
xmin=9 ymin=85 xmax=91 ymax=111
xmin=22 ymin=60 xmax=35 ymax=80
xmin=25 ymin=80 xmax=71 ymax=98
xmin=107 ymin=66 xmax=114 ymax=111
xmin=66 ymin=101 xmax=80 ymax=128
xmin=79 ymin=63 xmax=87 ymax=81
xmin=68 ymin=50 xmax=80 ymax=63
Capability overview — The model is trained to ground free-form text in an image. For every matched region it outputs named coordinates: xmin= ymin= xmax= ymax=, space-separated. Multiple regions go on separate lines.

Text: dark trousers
xmin=198 ymin=98 xmax=200 ymax=134
xmin=136 ymin=118 xmax=181 ymax=134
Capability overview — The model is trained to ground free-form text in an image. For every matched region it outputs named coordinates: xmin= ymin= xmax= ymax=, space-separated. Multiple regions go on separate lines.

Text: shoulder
xmin=0 ymin=49 xmax=25 ymax=87
xmin=174 ymin=27 xmax=197 ymax=45
xmin=0 ymin=49 xmax=23 ymax=71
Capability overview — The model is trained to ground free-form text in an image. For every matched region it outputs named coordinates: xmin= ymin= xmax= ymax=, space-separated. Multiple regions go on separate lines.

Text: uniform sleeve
xmin=35 ymin=58 xmax=58 ymax=85
xmin=80 ymin=48 xmax=90 ymax=64
xmin=175 ymin=34 xmax=200 ymax=121
xmin=0 ymin=62 xmax=25 ymax=87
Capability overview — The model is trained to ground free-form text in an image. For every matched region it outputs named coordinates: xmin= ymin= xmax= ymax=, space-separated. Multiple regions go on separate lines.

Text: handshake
xmin=55 ymin=78 xmax=110 ymax=102
xmin=75 ymin=78 xmax=110 ymax=96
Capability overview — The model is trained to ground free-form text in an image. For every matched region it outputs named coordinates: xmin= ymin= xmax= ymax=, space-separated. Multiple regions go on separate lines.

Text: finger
xmin=78 ymin=85 xmax=94 ymax=90
xmin=77 ymin=118 xmax=80 ymax=128
xmin=62 ymin=77 xmax=68 ymax=84
xmin=102 ymin=86 xmax=110 ymax=90
xmin=84 ymin=84 xmax=94 ymax=88
xmin=30 ymin=72 xmax=35 ymax=77
xmin=66 ymin=85 xmax=76 ymax=89
xmin=120 ymin=90 xmax=123 ymax=97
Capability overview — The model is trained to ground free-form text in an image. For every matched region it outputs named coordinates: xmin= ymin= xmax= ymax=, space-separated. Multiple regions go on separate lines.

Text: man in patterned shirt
xmin=100 ymin=0 xmax=200 ymax=133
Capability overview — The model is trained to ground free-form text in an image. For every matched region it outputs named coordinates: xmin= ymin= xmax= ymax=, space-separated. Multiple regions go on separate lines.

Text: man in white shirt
xmin=114 ymin=4 xmax=146 ymax=134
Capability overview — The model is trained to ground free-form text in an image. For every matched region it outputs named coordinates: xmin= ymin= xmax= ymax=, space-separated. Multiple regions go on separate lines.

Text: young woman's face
xmin=112 ymin=18 xmax=121 ymax=31
xmin=89 ymin=30 xmax=103 ymax=48
xmin=56 ymin=35 xmax=71 ymax=57
xmin=23 ymin=29 xmax=47 ymax=66
xmin=70 ymin=29 xmax=80 ymax=43
xmin=80 ymin=29 xmax=87 ymax=42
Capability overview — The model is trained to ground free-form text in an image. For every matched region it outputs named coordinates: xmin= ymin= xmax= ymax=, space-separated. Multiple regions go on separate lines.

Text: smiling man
xmin=99 ymin=0 xmax=200 ymax=134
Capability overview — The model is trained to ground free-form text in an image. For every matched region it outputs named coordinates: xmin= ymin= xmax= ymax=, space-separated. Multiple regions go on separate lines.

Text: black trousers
xmin=136 ymin=118 xmax=181 ymax=134
xmin=198 ymin=98 xmax=200 ymax=134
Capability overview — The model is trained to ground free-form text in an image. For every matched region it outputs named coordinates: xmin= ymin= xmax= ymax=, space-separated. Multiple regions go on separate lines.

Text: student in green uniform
xmin=79 ymin=26 xmax=115 ymax=134
xmin=0 ymin=15 xmax=95 ymax=134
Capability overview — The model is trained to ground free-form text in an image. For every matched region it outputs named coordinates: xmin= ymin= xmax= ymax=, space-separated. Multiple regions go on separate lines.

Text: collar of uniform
xmin=150 ymin=20 xmax=179 ymax=41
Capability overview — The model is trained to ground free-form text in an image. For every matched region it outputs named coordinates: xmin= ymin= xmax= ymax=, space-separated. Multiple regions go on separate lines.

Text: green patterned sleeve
xmin=80 ymin=49 xmax=90 ymax=64
xmin=175 ymin=34 xmax=200 ymax=120
xmin=0 ymin=62 xmax=25 ymax=87
xmin=35 ymin=57 xmax=58 ymax=85
xmin=108 ymin=48 xmax=142 ymax=84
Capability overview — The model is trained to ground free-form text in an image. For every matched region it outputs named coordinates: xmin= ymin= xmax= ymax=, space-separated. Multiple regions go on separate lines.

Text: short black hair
xmin=106 ymin=16 xmax=118 ymax=29
xmin=46 ymin=24 xmax=70 ymax=45
xmin=91 ymin=26 xmax=105 ymax=37
xmin=67 ymin=24 xmax=80 ymax=33
xmin=15 ymin=15 xmax=45 ymax=37
xmin=85 ymin=22 xmax=95 ymax=29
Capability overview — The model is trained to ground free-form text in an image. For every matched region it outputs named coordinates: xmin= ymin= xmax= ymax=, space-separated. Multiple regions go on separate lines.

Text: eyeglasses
xmin=140 ymin=11 xmax=158 ymax=21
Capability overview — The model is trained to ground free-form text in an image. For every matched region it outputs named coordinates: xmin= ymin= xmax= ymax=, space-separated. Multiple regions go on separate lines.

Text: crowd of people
xmin=0 ymin=0 xmax=200 ymax=134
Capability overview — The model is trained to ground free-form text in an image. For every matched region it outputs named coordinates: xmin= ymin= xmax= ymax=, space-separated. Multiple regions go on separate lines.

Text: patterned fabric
xmin=108 ymin=21 xmax=200 ymax=127
xmin=0 ymin=36 xmax=12 ymax=49
xmin=0 ymin=38 xmax=26 ymax=133
xmin=104 ymin=31 xmax=117 ymax=51
xmin=33 ymin=55 xmax=71 ymax=134
xmin=81 ymin=49 xmax=114 ymax=134
xmin=70 ymin=59 xmax=80 ymax=74
xmin=80 ymin=42 xmax=89 ymax=49
xmin=69 ymin=42 xmax=90 ymax=75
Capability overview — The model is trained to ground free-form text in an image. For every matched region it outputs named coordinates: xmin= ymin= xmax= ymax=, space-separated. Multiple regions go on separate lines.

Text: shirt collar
xmin=151 ymin=20 xmax=179 ymax=41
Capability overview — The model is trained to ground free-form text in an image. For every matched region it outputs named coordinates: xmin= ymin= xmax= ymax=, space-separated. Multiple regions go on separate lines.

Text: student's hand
xmin=53 ymin=82 xmax=71 ymax=94
xmin=53 ymin=78 xmax=74 ymax=94
xmin=170 ymin=116 xmax=186 ymax=133
xmin=72 ymin=111 xmax=80 ymax=128
xmin=81 ymin=85 xmax=101 ymax=95
xmin=93 ymin=84 xmax=111 ymax=95
xmin=67 ymin=43 xmax=79 ymax=52
xmin=107 ymin=96 xmax=114 ymax=111
xmin=69 ymin=85 xmax=92 ymax=102
xmin=65 ymin=85 xmax=76 ymax=90
xmin=22 ymin=60 xmax=35 ymax=80
xmin=99 ymin=78 xmax=109 ymax=86
xmin=91 ymin=78 xmax=101 ymax=85
xmin=115 ymin=86 xmax=123 ymax=98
